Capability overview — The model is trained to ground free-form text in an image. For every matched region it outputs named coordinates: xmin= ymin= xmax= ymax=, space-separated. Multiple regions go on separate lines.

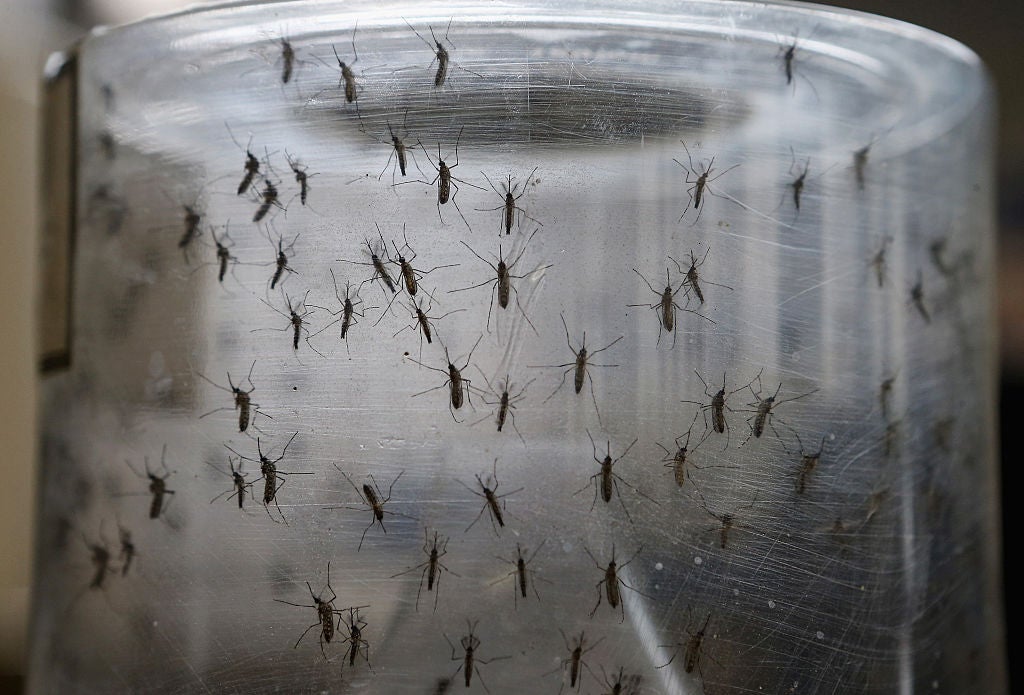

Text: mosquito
xmin=629 ymin=265 xmax=711 ymax=347
xmin=263 ymin=228 xmax=299 ymax=291
xmin=208 ymin=226 xmax=239 ymax=283
xmin=340 ymin=226 xmax=398 ymax=295
xmin=656 ymin=410 xmax=709 ymax=488
xmin=226 ymin=432 xmax=308 ymax=523
xmin=278 ymin=35 xmax=296 ymax=84
xmin=477 ymin=168 xmax=542 ymax=236
xmin=546 ymin=630 xmax=605 ymax=693
xmin=375 ymin=226 xmax=457 ymax=320
xmin=124 ymin=445 xmax=175 ymax=520
xmin=879 ymin=372 xmax=897 ymax=419
xmin=673 ymin=247 xmax=733 ymax=305
xmin=781 ymin=146 xmax=833 ymax=213
xmin=416 ymin=126 xmax=482 ymax=229
xmin=742 ymin=368 xmax=818 ymax=445
xmin=584 ymin=544 xmax=651 ymax=623
xmin=252 ymin=162 xmax=283 ymax=223
xmin=449 ymin=229 xmax=549 ymax=333
xmin=673 ymin=141 xmax=738 ymax=224
xmin=788 ymin=148 xmax=810 ymax=211
xmin=407 ymin=335 xmax=482 ymax=421
xmin=458 ymin=459 xmax=523 ymax=535
xmin=869 ymin=236 xmax=893 ymax=288
xmin=178 ymin=204 xmax=203 ymax=257
xmin=159 ymin=181 xmax=209 ymax=262
xmin=81 ymin=525 xmax=112 ymax=590
xmin=929 ymin=237 xmax=955 ymax=277
xmin=333 ymin=23 xmax=360 ymax=105
xmin=909 ymin=270 xmax=931 ymax=323
xmin=489 ymin=541 xmax=547 ymax=609
xmin=781 ymin=34 xmax=797 ymax=85
xmin=325 ymin=467 xmax=415 ymax=551
xmin=227 ymin=123 xmax=261 ymax=196
xmin=284 ymin=150 xmax=318 ymax=207
xmin=307 ymin=270 xmax=373 ymax=354
xmin=87 ymin=184 xmax=127 ymax=236
xmin=340 ymin=606 xmax=372 ymax=675
xmin=574 ymin=431 xmax=657 ymax=523
xmin=595 ymin=666 xmax=642 ymax=695
xmin=471 ymin=370 xmax=534 ymax=444
xmin=390 ymin=528 xmax=459 ymax=612
xmin=444 ymin=620 xmax=509 ymax=694
xmin=851 ymin=130 xmax=890 ymax=191
xmin=778 ymin=29 xmax=820 ymax=99
xmin=680 ymin=370 xmax=756 ymax=449
xmin=274 ymin=562 xmax=362 ymax=659
xmin=853 ymin=141 xmax=871 ymax=191
xmin=789 ymin=432 xmax=828 ymax=495
xmin=206 ymin=456 xmax=255 ymax=509
xmin=196 ymin=359 xmax=267 ymax=433
xmin=404 ymin=18 xmax=481 ymax=87
xmin=61 ymin=523 xmax=119 ymax=618
xmin=101 ymin=83 xmax=115 ymax=111
xmin=394 ymin=295 xmax=466 ymax=362
xmin=531 ymin=314 xmax=622 ymax=428
xmin=694 ymin=486 xmax=758 ymax=549
xmin=657 ymin=611 xmax=714 ymax=677
xmin=365 ymin=111 xmax=421 ymax=185
xmin=117 ymin=522 xmax=135 ymax=577
xmin=98 ymin=130 xmax=116 ymax=160
xmin=254 ymin=290 xmax=324 ymax=356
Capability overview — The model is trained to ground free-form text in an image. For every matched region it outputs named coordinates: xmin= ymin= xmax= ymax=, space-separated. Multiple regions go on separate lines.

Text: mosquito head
xmin=676 ymin=433 xmax=689 ymax=451
xmin=333 ymin=44 xmax=348 ymax=69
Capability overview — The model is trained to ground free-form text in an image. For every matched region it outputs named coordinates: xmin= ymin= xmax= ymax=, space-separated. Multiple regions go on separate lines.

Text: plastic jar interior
xmin=29 ymin=1 xmax=1003 ymax=693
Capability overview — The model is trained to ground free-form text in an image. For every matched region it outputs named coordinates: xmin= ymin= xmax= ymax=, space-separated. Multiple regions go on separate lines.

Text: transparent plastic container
xmin=29 ymin=1 xmax=1004 ymax=693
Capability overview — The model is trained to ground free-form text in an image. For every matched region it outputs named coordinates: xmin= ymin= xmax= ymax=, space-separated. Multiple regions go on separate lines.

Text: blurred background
xmin=0 ymin=0 xmax=1020 ymax=693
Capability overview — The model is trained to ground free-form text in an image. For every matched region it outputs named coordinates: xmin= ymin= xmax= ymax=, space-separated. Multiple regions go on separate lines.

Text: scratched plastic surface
xmin=28 ymin=1 xmax=1004 ymax=693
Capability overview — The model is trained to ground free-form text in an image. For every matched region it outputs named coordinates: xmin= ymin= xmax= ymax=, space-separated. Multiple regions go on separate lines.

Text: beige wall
xmin=0 ymin=7 xmax=41 ymax=679
xmin=0 ymin=2 xmax=76 ymax=680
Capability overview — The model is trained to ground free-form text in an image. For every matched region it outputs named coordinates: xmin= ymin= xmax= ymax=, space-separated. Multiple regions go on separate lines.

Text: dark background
xmin=0 ymin=0 xmax=1020 ymax=692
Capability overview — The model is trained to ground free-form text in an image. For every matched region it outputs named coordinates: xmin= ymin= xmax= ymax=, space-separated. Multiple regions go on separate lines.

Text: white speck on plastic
xmin=655 ymin=562 xmax=663 ymax=570
xmin=44 ymin=52 xmax=70 ymax=80
xmin=816 ymin=631 xmax=825 ymax=640
xmin=694 ymin=556 xmax=702 ymax=565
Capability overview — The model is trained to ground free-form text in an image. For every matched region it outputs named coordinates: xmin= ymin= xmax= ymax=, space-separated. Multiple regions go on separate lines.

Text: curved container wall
xmin=28 ymin=1 xmax=1004 ymax=693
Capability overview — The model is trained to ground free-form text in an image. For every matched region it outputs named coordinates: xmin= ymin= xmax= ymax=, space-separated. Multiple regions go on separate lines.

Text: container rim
xmin=54 ymin=0 xmax=994 ymax=155
xmin=77 ymin=0 xmax=988 ymax=75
